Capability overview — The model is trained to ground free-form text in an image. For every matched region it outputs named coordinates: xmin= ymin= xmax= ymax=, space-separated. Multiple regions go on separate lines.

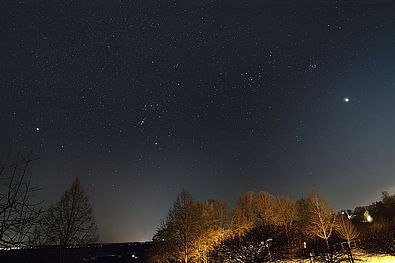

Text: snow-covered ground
xmin=352 ymin=249 xmax=395 ymax=262
xmin=357 ymin=254 xmax=395 ymax=262
xmin=286 ymin=256 xmax=395 ymax=263
xmin=280 ymin=251 xmax=395 ymax=263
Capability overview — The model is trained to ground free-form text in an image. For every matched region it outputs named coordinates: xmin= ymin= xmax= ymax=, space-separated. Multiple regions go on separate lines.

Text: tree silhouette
xmin=0 ymin=155 xmax=41 ymax=248
xmin=43 ymin=177 xmax=98 ymax=246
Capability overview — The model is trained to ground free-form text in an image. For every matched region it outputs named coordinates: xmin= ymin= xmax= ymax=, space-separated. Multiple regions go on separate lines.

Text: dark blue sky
xmin=1 ymin=0 xmax=395 ymax=242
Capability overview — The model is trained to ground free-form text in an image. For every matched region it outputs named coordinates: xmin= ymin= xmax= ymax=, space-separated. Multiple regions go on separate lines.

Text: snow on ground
xmin=358 ymin=254 xmax=395 ymax=262
xmin=352 ymin=249 xmax=395 ymax=262
xmin=286 ymin=256 xmax=395 ymax=262
xmin=277 ymin=252 xmax=395 ymax=263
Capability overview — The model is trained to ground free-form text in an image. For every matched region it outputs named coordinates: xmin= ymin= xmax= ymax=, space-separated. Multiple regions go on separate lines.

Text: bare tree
xmin=336 ymin=214 xmax=359 ymax=263
xmin=194 ymin=200 xmax=229 ymax=263
xmin=231 ymin=192 xmax=255 ymax=235
xmin=27 ymin=219 xmax=48 ymax=247
xmin=336 ymin=214 xmax=359 ymax=246
xmin=0 ymin=155 xmax=41 ymax=248
xmin=255 ymin=191 xmax=276 ymax=226
xmin=194 ymin=227 xmax=227 ymax=263
xmin=305 ymin=190 xmax=336 ymax=253
xmin=43 ymin=177 xmax=98 ymax=246
xmin=273 ymin=195 xmax=299 ymax=250
xmin=153 ymin=189 xmax=201 ymax=263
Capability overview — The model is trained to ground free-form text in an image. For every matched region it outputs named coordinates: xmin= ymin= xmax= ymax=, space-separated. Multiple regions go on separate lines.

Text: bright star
xmin=36 ymin=127 xmax=40 ymax=131
xmin=344 ymin=97 xmax=349 ymax=103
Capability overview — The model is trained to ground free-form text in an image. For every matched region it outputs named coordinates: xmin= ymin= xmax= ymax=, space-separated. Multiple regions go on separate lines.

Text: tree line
xmin=0 ymin=155 xmax=98 ymax=253
xmin=148 ymin=188 xmax=395 ymax=263
xmin=2 ymin=154 xmax=395 ymax=262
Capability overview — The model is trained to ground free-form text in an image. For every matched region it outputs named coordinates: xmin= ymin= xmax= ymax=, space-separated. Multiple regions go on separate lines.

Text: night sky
xmin=1 ymin=0 xmax=395 ymax=242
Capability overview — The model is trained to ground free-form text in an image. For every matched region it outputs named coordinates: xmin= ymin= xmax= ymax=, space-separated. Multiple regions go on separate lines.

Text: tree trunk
xmin=347 ymin=241 xmax=354 ymax=263
xmin=325 ymin=239 xmax=333 ymax=263
xmin=325 ymin=238 xmax=330 ymax=251
xmin=184 ymin=247 xmax=188 ymax=263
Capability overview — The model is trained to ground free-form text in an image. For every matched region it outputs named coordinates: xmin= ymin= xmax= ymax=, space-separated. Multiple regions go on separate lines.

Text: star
xmin=344 ymin=97 xmax=350 ymax=103
xmin=35 ymin=127 xmax=40 ymax=131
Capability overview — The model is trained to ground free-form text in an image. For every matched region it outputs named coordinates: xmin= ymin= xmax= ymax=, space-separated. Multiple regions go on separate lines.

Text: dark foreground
xmin=0 ymin=242 xmax=148 ymax=263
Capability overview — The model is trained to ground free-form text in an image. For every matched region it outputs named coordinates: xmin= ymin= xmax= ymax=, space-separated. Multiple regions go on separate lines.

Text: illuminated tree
xmin=231 ymin=192 xmax=255 ymax=234
xmin=194 ymin=227 xmax=227 ymax=263
xmin=336 ymin=214 xmax=359 ymax=263
xmin=42 ymin=177 xmax=98 ymax=246
xmin=153 ymin=189 xmax=201 ymax=263
xmin=255 ymin=192 xmax=299 ymax=248
xmin=305 ymin=190 xmax=336 ymax=252
xmin=273 ymin=195 xmax=299 ymax=250
xmin=194 ymin=200 xmax=229 ymax=263
xmin=255 ymin=191 xmax=276 ymax=226
xmin=336 ymin=214 xmax=359 ymax=245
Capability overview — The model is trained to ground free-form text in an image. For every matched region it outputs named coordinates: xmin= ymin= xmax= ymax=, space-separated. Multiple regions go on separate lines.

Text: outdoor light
xmin=366 ymin=214 xmax=373 ymax=223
